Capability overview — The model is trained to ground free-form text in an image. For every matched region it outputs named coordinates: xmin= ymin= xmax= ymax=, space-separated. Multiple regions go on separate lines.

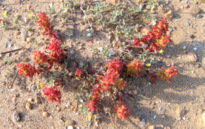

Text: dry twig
xmin=1 ymin=48 xmax=22 ymax=55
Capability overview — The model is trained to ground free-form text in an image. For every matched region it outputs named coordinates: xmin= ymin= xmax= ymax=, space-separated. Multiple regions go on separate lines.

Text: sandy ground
xmin=0 ymin=0 xmax=205 ymax=129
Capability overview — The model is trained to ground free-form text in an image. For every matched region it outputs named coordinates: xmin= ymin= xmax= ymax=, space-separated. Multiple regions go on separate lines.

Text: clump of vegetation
xmin=16 ymin=3 xmax=179 ymax=121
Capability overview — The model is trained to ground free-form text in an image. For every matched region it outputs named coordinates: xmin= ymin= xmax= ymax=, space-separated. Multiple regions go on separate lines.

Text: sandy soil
xmin=0 ymin=0 xmax=204 ymax=129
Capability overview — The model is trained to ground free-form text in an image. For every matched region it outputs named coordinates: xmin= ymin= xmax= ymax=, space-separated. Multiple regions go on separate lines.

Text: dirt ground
xmin=0 ymin=0 xmax=205 ymax=129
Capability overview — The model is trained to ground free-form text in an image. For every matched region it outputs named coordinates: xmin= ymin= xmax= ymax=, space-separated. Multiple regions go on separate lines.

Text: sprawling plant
xmin=17 ymin=12 xmax=179 ymax=121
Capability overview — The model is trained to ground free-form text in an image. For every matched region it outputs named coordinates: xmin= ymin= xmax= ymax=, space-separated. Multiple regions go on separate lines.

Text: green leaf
xmin=80 ymin=107 xmax=88 ymax=114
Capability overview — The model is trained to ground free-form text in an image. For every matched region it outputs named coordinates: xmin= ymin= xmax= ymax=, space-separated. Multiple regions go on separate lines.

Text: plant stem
xmin=10 ymin=70 xmax=19 ymax=88
xmin=80 ymin=6 xmax=93 ymax=31
xmin=1 ymin=48 xmax=22 ymax=55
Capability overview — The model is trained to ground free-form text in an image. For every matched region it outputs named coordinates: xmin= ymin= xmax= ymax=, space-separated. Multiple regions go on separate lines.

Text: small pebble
xmin=65 ymin=120 xmax=75 ymax=126
xmin=165 ymin=10 xmax=173 ymax=19
xmin=136 ymin=116 xmax=141 ymax=122
xmin=159 ymin=107 xmax=163 ymax=111
xmin=153 ymin=115 xmax=157 ymax=119
xmin=66 ymin=102 xmax=72 ymax=107
xmin=56 ymin=107 xmax=61 ymax=112
xmin=186 ymin=21 xmax=190 ymax=26
xmin=190 ymin=6 xmax=201 ymax=14
xmin=202 ymin=112 xmax=205 ymax=126
xmin=42 ymin=111 xmax=48 ymax=117
xmin=26 ymin=103 xmax=32 ymax=110
xmin=184 ymin=4 xmax=189 ymax=8
xmin=12 ymin=97 xmax=16 ymax=103
xmin=149 ymin=125 xmax=155 ymax=129
xmin=24 ymin=17 xmax=28 ymax=24
xmin=157 ymin=61 xmax=163 ymax=67
xmin=67 ymin=126 xmax=74 ymax=129
xmin=193 ymin=47 xmax=198 ymax=51
xmin=141 ymin=118 xmax=147 ymax=125
xmin=14 ymin=14 xmax=20 ymax=19
xmin=197 ymin=14 xmax=203 ymax=18
xmin=79 ymin=99 xmax=83 ymax=103
xmin=26 ymin=37 xmax=32 ymax=43
xmin=15 ymin=31 xmax=21 ymax=36
xmin=28 ymin=98 xmax=34 ymax=102
xmin=21 ymin=29 xmax=28 ymax=41
xmin=152 ymin=21 xmax=157 ymax=26
xmin=88 ymin=121 xmax=92 ymax=126
xmin=183 ymin=46 xmax=187 ymax=50
xmin=87 ymin=33 xmax=91 ymax=37
xmin=140 ymin=114 xmax=146 ymax=120
xmin=13 ymin=111 xmax=21 ymax=122
xmin=187 ymin=52 xmax=198 ymax=62
xmin=110 ymin=51 xmax=116 ymax=56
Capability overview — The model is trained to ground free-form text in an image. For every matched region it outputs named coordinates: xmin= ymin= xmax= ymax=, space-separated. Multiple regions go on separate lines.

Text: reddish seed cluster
xmin=148 ymin=74 xmax=157 ymax=83
xmin=86 ymin=59 xmax=129 ymax=119
xmin=99 ymin=73 xmax=127 ymax=91
xmin=18 ymin=14 xmax=179 ymax=121
xmin=87 ymin=86 xmax=101 ymax=112
xmin=38 ymin=12 xmax=59 ymax=39
xmin=18 ymin=12 xmax=65 ymax=104
xmin=100 ymin=59 xmax=127 ymax=91
xmin=44 ymin=85 xmax=62 ymax=104
xmin=114 ymin=98 xmax=131 ymax=121
xmin=75 ymin=69 xmax=84 ymax=77
xmin=106 ymin=59 xmax=124 ymax=74
xmin=19 ymin=12 xmax=64 ymax=76
xmin=133 ymin=18 xmax=172 ymax=52
xmin=48 ymin=40 xmax=64 ymax=62
xmin=33 ymin=40 xmax=64 ymax=68
xmin=127 ymin=59 xmax=144 ymax=77
xmin=33 ymin=50 xmax=51 ymax=65
xmin=158 ymin=65 xmax=179 ymax=82
xmin=17 ymin=63 xmax=42 ymax=78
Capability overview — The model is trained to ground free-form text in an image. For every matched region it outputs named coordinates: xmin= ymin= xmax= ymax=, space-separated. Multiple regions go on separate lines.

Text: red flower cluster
xmin=87 ymin=86 xmax=101 ymax=112
xmin=127 ymin=59 xmax=144 ymax=77
xmin=87 ymin=59 xmax=128 ymax=118
xmin=158 ymin=65 xmax=179 ymax=82
xmin=18 ymin=12 xmax=65 ymax=104
xmin=38 ymin=12 xmax=59 ymax=39
xmin=99 ymin=59 xmax=127 ymax=91
xmin=48 ymin=40 xmax=64 ymax=62
xmin=133 ymin=18 xmax=172 ymax=52
xmin=75 ymin=69 xmax=84 ymax=77
xmin=17 ymin=63 xmax=41 ymax=78
xmin=33 ymin=50 xmax=52 ymax=66
xmin=44 ymin=85 xmax=62 ymax=104
xmin=114 ymin=97 xmax=131 ymax=120
xmin=99 ymin=73 xmax=127 ymax=91
xmin=106 ymin=59 xmax=124 ymax=74
xmin=148 ymin=74 xmax=157 ymax=83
